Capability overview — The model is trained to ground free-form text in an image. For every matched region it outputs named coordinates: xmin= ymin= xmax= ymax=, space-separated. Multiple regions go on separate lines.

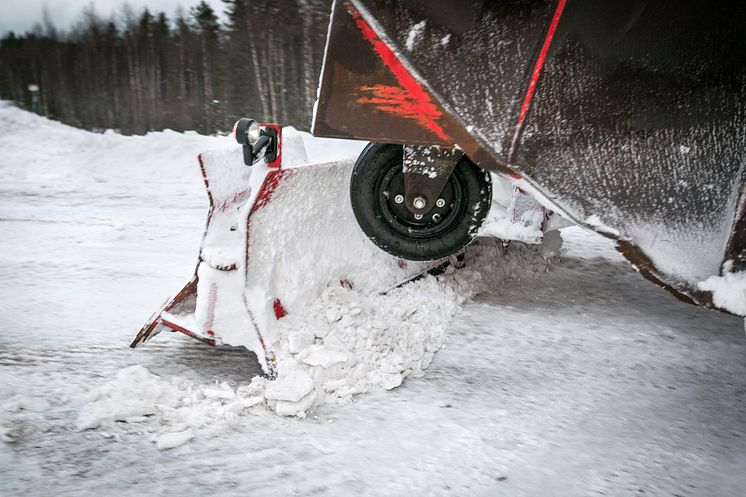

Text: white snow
xmin=2 ymin=103 xmax=746 ymax=496
xmin=479 ymin=175 xmax=548 ymax=244
xmin=405 ymin=20 xmax=427 ymax=51
xmin=699 ymin=270 xmax=746 ymax=315
xmin=74 ymin=365 xmax=273 ymax=435
xmin=585 ymin=214 xmax=621 ymax=237
xmin=264 ymin=369 xmax=314 ymax=403
xmin=155 ymin=430 xmax=195 ymax=450
xmin=72 ymin=239 xmax=548 ymax=425
xmin=0 ymin=102 xmax=547 ymax=425
xmin=76 ymin=366 xmax=181 ymax=430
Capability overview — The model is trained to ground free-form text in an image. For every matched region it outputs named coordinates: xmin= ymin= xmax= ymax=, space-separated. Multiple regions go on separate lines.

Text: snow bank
xmin=78 ymin=241 xmax=550 ymax=444
xmin=262 ymin=275 xmax=463 ymax=416
xmin=76 ymin=365 xmax=270 ymax=449
xmin=260 ymin=240 xmax=551 ymax=416
xmin=76 ymin=366 xmax=183 ymax=430
xmin=699 ymin=270 xmax=746 ymax=316
xmin=0 ymin=101 xmax=228 ymax=189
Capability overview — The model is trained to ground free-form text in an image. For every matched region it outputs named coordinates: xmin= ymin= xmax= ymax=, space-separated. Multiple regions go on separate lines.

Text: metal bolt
xmin=436 ymin=198 xmax=446 ymax=208
xmin=414 ymin=213 xmax=423 ymax=220
xmin=432 ymin=213 xmax=441 ymax=223
xmin=394 ymin=194 xmax=404 ymax=204
xmin=413 ymin=196 xmax=427 ymax=209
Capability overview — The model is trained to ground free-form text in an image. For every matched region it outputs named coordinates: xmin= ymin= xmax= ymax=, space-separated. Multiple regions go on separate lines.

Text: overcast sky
xmin=0 ymin=0 xmax=227 ymax=36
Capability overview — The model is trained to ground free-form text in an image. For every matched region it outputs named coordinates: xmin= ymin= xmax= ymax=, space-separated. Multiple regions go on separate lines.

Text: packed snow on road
xmin=1 ymin=102 xmax=745 ymax=496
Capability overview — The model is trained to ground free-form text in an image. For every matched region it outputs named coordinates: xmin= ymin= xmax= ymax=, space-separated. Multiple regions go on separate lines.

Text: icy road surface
xmin=1 ymin=103 xmax=745 ymax=496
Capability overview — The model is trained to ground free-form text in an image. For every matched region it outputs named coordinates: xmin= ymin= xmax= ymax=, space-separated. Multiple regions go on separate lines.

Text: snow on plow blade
xmin=312 ymin=0 xmax=746 ymax=316
xmin=131 ymin=129 xmax=433 ymax=373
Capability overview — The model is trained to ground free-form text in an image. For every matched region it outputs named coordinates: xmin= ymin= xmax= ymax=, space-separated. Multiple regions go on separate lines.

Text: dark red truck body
xmin=313 ymin=0 xmax=746 ymax=313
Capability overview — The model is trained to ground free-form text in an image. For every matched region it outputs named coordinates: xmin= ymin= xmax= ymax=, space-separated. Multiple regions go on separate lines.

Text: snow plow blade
xmin=312 ymin=0 xmax=746 ymax=316
xmin=131 ymin=128 xmax=441 ymax=373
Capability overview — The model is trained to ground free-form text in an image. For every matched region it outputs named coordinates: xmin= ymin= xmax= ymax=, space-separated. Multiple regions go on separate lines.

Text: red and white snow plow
xmin=134 ymin=0 xmax=746 ymax=366
xmin=131 ymin=122 xmax=558 ymax=373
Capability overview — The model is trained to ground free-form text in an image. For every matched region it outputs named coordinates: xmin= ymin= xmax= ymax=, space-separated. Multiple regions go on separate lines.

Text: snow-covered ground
xmin=1 ymin=102 xmax=745 ymax=496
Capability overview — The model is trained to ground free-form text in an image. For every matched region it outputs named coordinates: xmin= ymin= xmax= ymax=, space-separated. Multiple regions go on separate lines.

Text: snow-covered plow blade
xmin=313 ymin=0 xmax=746 ymax=316
xmin=131 ymin=128 xmax=439 ymax=372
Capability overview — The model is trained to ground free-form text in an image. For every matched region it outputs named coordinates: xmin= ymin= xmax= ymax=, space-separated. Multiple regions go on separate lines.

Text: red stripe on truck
xmin=510 ymin=0 xmax=567 ymax=162
xmin=517 ymin=0 xmax=566 ymax=128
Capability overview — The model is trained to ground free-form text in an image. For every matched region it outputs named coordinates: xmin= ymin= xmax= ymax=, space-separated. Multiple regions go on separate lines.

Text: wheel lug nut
xmin=394 ymin=194 xmax=404 ymax=204
xmin=436 ymin=198 xmax=446 ymax=208
xmin=413 ymin=196 xmax=427 ymax=209
xmin=432 ymin=213 xmax=441 ymax=222
xmin=414 ymin=213 xmax=423 ymax=220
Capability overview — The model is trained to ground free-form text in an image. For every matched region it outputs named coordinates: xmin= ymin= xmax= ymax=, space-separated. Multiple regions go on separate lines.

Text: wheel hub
xmin=376 ymin=163 xmax=465 ymax=239
xmin=350 ymin=142 xmax=492 ymax=262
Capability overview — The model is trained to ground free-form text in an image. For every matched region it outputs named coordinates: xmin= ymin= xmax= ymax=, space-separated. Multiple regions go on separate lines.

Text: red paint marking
xmin=160 ymin=317 xmax=216 ymax=346
xmin=272 ymin=298 xmax=287 ymax=319
xmin=343 ymin=1 xmax=451 ymax=142
xmin=251 ymin=169 xmax=288 ymax=214
xmin=516 ymin=0 xmax=566 ymax=129
xmin=217 ymin=189 xmax=251 ymax=213
xmin=356 ymin=85 xmax=442 ymax=127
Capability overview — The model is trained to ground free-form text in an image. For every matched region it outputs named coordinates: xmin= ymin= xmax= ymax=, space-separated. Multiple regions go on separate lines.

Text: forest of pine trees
xmin=0 ymin=0 xmax=330 ymax=134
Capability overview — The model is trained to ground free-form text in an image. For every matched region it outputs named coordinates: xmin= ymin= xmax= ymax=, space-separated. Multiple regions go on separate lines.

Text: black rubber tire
xmin=350 ymin=142 xmax=492 ymax=262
